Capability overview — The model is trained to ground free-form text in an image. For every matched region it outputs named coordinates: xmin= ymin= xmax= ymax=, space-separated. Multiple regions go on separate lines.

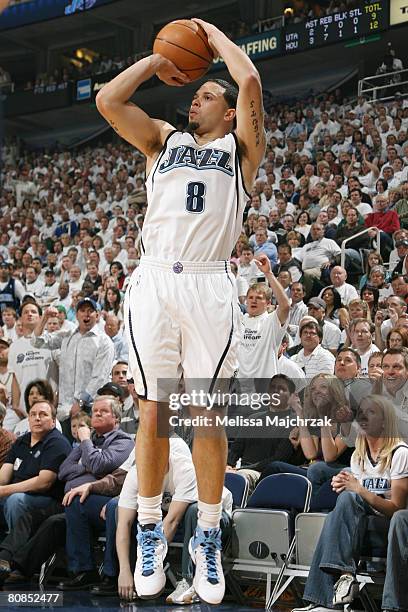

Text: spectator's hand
xmin=225 ymin=465 xmax=237 ymax=473
xmin=254 ymin=253 xmax=271 ymax=275
xmin=374 ymin=310 xmax=384 ymax=327
xmin=62 ymin=483 xmax=92 ymax=506
xmin=44 ymin=306 xmax=59 ymax=320
xmin=332 ymin=471 xmax=361 ymax=494
xmin=0 ymin=485 xmax=11 ymax=498
xmin=70 ymin=401 xmax=80 ymax=418
xmin=77 ymin=424 xmax=91 ymax=441
xmin=100 ymin=504 xmax=107 ymax=520
xmin=289 ymin=427 xmax=300 ymax=448
xmin=334 ymin=405 xmax=353 ymax=423
xmin=369 ymin=365 xmax=383 ymax=380
xmin=367 ymin=229 xmax=377 ymax=238
xmin=389 ymin=305 xmax=398 ymax=327
xmin=320 ymin=262 xmax=331 ymax=270
xmin=288 ymin=393 xmax=303 ymax=417
xmin=118 ymin=568 xmax=136 ymax=601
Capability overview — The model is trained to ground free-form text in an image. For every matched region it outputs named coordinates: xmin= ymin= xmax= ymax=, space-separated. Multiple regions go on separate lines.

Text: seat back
xmin=231 ymin=508 xmax=291 ymax=567
xmin=225 ymin=472 xmax=249 ymax=508
xmin=295 ymin=513 xmax=327 ymax=566
xmin=247 ymin=473 xmax=311 ymax=512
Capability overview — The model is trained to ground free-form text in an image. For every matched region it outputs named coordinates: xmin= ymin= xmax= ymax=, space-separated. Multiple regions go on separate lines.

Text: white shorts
xmin=124 ymin=256 xmax=240 ymax=402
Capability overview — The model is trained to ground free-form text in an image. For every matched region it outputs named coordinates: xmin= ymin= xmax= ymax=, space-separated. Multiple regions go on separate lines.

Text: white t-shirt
xmin=351 ymin=443 xmax=408 ymax=507
xmin=8 ymin=335 xmax=58 ymax=408
xmin=354 ymin=344 xmax=380 ymax=377
xmin=297 ymin=238 xmax=341 ymax=270
xmin=238 ymin=310 xmax=288 ymax=382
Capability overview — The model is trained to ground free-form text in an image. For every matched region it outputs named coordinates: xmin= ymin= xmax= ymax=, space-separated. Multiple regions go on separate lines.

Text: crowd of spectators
xmin=0 ymin=88 xmax=408 ymax=605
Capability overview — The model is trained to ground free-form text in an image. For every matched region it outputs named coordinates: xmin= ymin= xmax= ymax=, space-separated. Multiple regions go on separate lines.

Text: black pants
xmin=0 ymin=509 xmax=66 ymax=577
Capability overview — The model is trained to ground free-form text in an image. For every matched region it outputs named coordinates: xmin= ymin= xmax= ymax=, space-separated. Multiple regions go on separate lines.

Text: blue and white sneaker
xmin=134 ymin=522 xmax=168 ymax=599
xmin=189 ymin=526 xmax=225 ymax=605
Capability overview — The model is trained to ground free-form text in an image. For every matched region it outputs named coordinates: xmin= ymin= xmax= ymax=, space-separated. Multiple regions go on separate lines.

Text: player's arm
xmin=193 ymin=19 xmax=266 ymax=181
xmin=96 ymin=55 xmax=189 ymax=160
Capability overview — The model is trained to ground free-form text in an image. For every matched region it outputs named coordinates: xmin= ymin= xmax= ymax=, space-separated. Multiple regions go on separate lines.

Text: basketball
xmin=153 ymin=19 xmax=214 ymax=82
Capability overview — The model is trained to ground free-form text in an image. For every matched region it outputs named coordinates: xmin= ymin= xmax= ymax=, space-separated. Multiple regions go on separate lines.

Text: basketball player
xmin=96 ymin=18 xmax=265 ymax=605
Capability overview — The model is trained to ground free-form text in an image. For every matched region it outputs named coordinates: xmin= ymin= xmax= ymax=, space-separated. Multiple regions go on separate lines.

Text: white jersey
xmin=144 ymin=131 xmax=249 ymax=262
xmin=351 ymin=443 xmax=408 ymax=509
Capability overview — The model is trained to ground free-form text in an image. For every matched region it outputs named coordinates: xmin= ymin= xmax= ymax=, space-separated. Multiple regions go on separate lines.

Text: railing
xmin=358 ymin=67 xmax=408 ymax=103
xmin=257 ymin=15 xmax=285 ymax=32
xmin=340 ymin=226 xmax=380 ymax=270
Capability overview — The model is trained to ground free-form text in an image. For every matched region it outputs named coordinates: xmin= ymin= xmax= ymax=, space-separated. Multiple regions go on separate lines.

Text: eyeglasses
xmin=301 ymin=330 xmax=318 ymax=337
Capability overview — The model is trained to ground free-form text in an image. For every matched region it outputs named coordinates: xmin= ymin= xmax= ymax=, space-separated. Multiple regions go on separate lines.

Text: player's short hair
xmin=206 ymin=79 xmax=238 ymax=109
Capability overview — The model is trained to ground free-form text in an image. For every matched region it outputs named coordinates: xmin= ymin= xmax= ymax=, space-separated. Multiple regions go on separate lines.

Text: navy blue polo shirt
xmin=5 ymin=428 xmax=72 ymax=500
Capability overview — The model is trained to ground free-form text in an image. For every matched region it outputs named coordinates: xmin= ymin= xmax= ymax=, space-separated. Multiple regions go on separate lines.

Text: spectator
xmin=292 ymin=395 xmax=408 ymax=611
xmin=0 ymin=402 xmax=15 ymax=468
xmin=8 ymin=301 xmax=57 ymax=420
xmin=348 ymin=318 xmax=379 ymax=376
xmin=253 ymin=228 xmax=278 ymax=266
xmin=292 ymin=319 xmax=335 ymax=376
xmin=32 ymin=298 xmax=114 ymax=428
xmin=296 ymin=223 xmax=341 ymax=297
xmin=305 ymin=297 xmax=341 ymax=354
xmin=54 ymin=395 xmax=134 ymax=589
xmin=0 ymin=263 xmax=25 ymax=325
xmin=0 ymin=399 xmax=71 ymax=535
xmin=323 ymin=266 xmax=359 ymax=305
xmin=238 ymin=254 xmax=289 ymax=389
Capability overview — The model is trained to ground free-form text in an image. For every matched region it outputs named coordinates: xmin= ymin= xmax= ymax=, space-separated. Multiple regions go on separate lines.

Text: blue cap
xmin=76 ymin=297 xmax=99 ymax=312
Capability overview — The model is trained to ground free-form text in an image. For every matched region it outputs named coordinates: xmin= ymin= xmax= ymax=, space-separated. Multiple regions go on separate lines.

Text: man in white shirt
xmin=325 ymin=266 xmax=359 ymax=305
xmin=287 ymin=282 xmax=308 ymax=339
xmin=24 ymin=266 xmax=45 ymax=302
xmin=292 ymin=319 xmax=335 ymax=377
xmin=237 ymin=245 xmax=263 ymax=286
xmin=349 ymin=318 xmax=379 ymax=376
xmin=305 ymin=297 xmax=342 ymax=354
xmin=296 ymin=223 xmax=341 ymax=296
xmin=238 ymin=254 xmax=290 ymax=390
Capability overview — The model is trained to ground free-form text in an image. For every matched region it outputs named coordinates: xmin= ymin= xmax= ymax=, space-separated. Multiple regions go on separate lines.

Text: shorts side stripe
xmin=208 ymin=278 xmax=234 ymax=396
xmin=128 ymin=287 xmax=148 ymax=400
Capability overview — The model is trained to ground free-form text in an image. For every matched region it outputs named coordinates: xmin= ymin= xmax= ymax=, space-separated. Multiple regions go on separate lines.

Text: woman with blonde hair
xmin=259 ymin=374 xmax=351 ymax=488
xmin=293 ymin=395 xmax=408 ymax=611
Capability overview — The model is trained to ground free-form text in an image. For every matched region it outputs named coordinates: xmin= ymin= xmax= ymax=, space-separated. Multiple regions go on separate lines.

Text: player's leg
xmin=124 ymin=266 xmax=179 ymax=599
xmin=181 ymin=267 xmax=240 ymax=604
xmin=134 ymin=400 xmax=170 ymax=599
xmin=189 ymin=414 xmax=228 ymax=604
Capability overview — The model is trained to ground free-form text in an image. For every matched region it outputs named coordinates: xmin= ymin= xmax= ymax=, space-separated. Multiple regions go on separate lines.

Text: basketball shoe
xmin=189 ymin=525 xmax=225 ymax=605
xmin=134 ymin=522 xmax=168 ymax=599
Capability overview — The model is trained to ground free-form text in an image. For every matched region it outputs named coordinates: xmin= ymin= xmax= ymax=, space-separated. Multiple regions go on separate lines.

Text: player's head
xmin=188 ymin=79 xmax=238 ymax=135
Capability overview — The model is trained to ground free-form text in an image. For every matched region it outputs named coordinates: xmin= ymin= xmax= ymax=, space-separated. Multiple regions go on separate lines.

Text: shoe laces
xmin=195 ymin=527 xmax=222 ymax=585
xmin=137 ymin=523 xmax=165 ymax=577
xmin=334 ymin=574 xmax=354 ymax=595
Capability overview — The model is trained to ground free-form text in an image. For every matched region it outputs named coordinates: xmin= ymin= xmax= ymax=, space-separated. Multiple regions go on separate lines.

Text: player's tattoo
xmin=250 ymin=100 xmax=261 ymax=147
xmin=109 ymin=119 xmax=121 ymax=135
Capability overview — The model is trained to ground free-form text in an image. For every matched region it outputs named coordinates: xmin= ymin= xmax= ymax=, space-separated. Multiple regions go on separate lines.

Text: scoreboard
xmin=284 ymin=0 xmax=388 ymax=52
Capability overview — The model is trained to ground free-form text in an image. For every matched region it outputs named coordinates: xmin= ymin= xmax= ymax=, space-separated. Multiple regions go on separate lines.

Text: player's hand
xmin=191 ymin=18 xmax=220 ymax=58
xmin=154 ymin=55 xmax=189 ymax=87
xmin=254 ymin=253 xmax=271 ymax=275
